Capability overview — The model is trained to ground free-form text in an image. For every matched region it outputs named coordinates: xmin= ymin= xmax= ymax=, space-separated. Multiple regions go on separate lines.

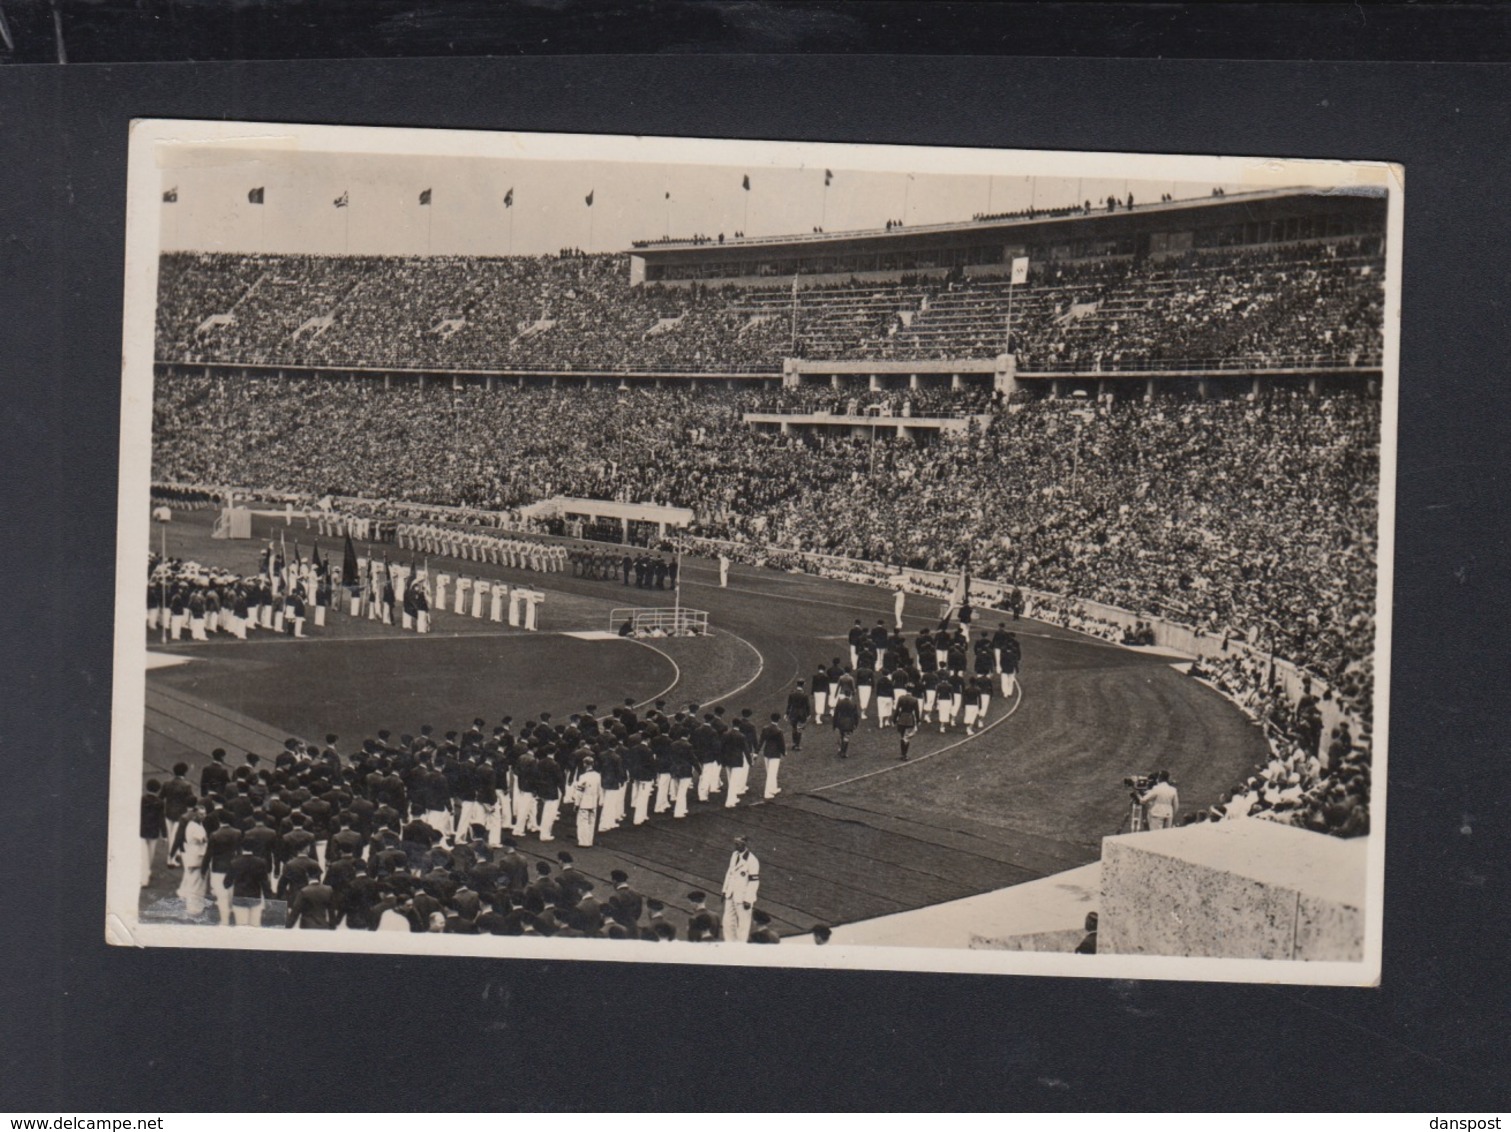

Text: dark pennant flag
xmin=503 ymin=188 xmax=513 ymax=207
xmin=742 ymin=174 xmax=751 ymax=191
xmin=585 ymin=189 xmax=594 ymax=207
xmin=342 ymin=532 xmax=359 ymax=589
xmin=162 ymin=187 xmax=178 ymax=203
xmin=825 ymin=169 xmax=834 ymax=186
xmin=333 ymin=191 xmax=349 ymax=208
xmin=418 ymin=188 xmax=432 ymax=206
xmin=247 ymin=186 xmax=264 ymax=205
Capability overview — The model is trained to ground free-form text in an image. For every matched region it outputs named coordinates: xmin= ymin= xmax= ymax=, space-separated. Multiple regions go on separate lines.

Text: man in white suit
xmin=721 ymin=835 xmax=761 ymax=942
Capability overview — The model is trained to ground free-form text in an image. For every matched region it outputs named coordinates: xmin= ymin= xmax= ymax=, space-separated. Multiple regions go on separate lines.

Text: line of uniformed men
xmin=396 ymin=522 xmax=567 ymax=573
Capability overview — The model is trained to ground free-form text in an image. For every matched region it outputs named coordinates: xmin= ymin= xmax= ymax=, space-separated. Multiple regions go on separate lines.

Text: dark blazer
xmin=287 ymin=883 xmax=336 ymax=929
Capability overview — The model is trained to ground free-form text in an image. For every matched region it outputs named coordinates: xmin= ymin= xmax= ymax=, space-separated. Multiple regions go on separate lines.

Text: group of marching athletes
xmin=147 ymin=550 xmax=334 ymax=642
xmin=395 ymin=522 xmax=568 ymax=574
xmin=143 ymin=710 xmax=781 ymax=939
xmin=783 ymin=618 xmax=1023 ymax=762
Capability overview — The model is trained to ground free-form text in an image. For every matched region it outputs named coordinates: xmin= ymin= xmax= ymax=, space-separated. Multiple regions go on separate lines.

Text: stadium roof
xmin=631 ymin=185 xmax=1385 ymax=266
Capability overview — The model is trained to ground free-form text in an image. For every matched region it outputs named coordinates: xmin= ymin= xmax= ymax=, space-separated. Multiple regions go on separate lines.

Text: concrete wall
xmin=1098 ymin=821 xmax=1366 ymax=961
xmin=971 ymin=927 xmax=1087 ymax=953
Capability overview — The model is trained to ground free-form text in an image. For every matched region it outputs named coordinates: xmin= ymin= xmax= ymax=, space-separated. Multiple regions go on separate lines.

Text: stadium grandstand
xmin=141 ymin=182 xmax=1382 ymax=947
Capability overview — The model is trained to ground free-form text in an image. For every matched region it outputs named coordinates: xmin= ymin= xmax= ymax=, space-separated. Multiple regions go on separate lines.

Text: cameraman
xmin=1139 ymin=771 xmax=1180 ymax=831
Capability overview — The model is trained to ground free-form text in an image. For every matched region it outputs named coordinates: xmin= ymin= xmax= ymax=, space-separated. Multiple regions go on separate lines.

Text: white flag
xmin=1010 ymin=256 xmax=1030 ymax=285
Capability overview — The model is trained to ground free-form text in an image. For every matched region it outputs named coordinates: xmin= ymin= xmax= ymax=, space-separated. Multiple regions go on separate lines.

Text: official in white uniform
xmin=570 ymin=757 xmax=603 ymax=847
xmin=721 ymin=836 xmax=760 ymax=942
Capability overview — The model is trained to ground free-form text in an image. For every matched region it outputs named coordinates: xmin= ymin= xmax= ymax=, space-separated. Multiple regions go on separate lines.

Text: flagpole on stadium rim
xmin=160 ymin=520 xmax=168 ymax=646
xmin=1004 ymin=275 xmax=1015 ymax=355
xmin=673 ymin=536 xmax=683 ymax=633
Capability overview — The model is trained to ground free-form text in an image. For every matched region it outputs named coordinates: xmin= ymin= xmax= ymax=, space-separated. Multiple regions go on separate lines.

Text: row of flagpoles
xmin=163 ymin=172 xmax=832 ymax=209
xmin=161 ymin=169 xmax=839 ymax=253
xmin=261 ymin=526 xmax=434 ymax=625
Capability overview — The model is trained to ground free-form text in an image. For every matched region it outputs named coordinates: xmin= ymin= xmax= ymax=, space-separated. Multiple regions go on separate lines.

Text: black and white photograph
xmin=107 ymin=120 xmax=1399 ymax=983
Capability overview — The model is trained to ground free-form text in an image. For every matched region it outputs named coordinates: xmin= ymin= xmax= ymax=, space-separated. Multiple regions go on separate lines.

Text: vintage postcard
xmin=108 ymin=120 xmax=1399 ymax=984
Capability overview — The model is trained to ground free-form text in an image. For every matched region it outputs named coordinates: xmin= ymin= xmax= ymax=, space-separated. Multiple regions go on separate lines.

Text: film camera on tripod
xmin=1121 ymin=771 xmax=1176 ymax=833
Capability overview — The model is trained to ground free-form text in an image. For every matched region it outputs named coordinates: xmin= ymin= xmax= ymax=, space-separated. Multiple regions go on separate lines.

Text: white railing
xmin=609 ymin=607 xmax=709 ymax=637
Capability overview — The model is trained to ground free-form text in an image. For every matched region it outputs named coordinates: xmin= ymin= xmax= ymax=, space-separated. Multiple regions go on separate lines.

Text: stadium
xmin=131 ymin=148 xmax=1386 ymax=962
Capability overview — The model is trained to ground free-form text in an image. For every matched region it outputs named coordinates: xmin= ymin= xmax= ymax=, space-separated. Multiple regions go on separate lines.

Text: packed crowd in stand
xmin=749 ymin=384 xmax=995 ymax=418
xmin=154 ymin=238 xmax=1384 ymax=375
xmin=154 ymin=374 xmax=1377 ymax=718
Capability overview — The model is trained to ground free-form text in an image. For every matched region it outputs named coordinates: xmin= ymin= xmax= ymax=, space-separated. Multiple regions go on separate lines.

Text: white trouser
xmin=210 ymin=872 xmax=231 ymax=923
xmin=599 ymin=786 xmax=622 ymax=830
xmin=538 ymin=799 xmax=559 ymax=841
xmin=813 ymin=691 xmax=828 ymax=720
xmin=877 ymin=696 xmax=893 ymax=727
xmin=654 ymin=773 xmax=672 ymax=812
xmin=732 ymin=763 xmax=749 ymax=798
xmin=631 ymin=781 xmax=652 ymax=825
xmin=698 ymin=762 xmax=719 ymax=801
xmin=1001 ymin=672 xmax=1017 ymax=697
xmin=964 ymin=703 xmax=979 ymax=729
xmin=764 ymin=758 xmax=781 ymax=798
xmin=858 ymin=686 xmax=872 ymax=715
xmin=722 ymin=899 xmax=753 ymax=943
xmin=674 ymin=778 xmax=691 ymax=817
xmin=512 ymin=793 xmax=537 ymax=835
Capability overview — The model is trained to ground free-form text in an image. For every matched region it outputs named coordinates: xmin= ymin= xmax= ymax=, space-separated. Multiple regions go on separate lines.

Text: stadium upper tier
xmin=155 ymin=238 xmax=1385 ymax=377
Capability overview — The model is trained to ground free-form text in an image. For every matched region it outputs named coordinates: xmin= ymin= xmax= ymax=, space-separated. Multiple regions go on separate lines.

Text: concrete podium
xmin=1098 ymin=821 xmax=1367 ymax=961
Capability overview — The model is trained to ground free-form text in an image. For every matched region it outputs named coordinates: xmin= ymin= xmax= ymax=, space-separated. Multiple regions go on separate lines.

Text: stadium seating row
xmin=154 ymin=240 xmax=1384 ymax=375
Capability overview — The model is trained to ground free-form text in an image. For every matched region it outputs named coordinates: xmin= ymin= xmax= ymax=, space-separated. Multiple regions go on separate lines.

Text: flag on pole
xmin=247 ymin=187 xmax=265 ymax=205
xmin=334 ymin=191 xmax=349 ymax=208
xmin=1011 ymin=256 xmax=1030 ymax=285
xmin=585 ymin=189 xmax=595 ymax=207
xmin=503 ymin=188 xmax=513 ymax=207
xmin=162 ymin=187 xmax=178 ymax=203
xmin=950 ymin=561 xmax=970 ymax=609
xmin=418 ymin=188 xmax=432 ymax=206
xmin=665 ymin=191 xmax=671 ymax=200
xmin=342 ymin=532 xmax=359 ymax=588
xmin=824 ymin=169 xmax=833 ymax=186
xmin=742 ymin=174 xmax=751 ymax=191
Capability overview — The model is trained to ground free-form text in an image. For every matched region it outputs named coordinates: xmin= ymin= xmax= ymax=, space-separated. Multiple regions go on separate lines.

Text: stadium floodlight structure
xmin=609 ymin=607 xmax=710 ymax=637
